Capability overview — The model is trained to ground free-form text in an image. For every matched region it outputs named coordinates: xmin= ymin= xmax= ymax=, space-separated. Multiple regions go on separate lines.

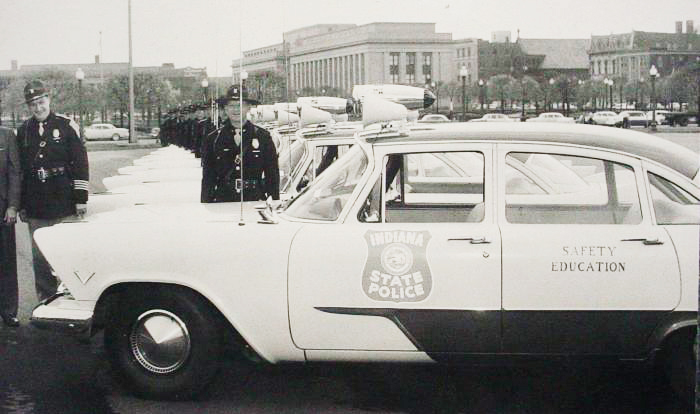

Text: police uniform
xmin=206 ymin=120 xmax=279 ymax=202
xmin=201 ymin=87 xmax=279 ymax=203
xmin=17 ymin=80 xmax=89 ymax=301
xmin=0 ymin=127 xmax=20 ymax=326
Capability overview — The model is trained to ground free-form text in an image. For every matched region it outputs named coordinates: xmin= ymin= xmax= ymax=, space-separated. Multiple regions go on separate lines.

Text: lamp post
xmin=577 ymin=79 xmax=585 ymax=112
xmin=201 ymin=78 xmax=209 ymax=102
xmin=520 ymin=65 xmax=528 ymax=121
xmin=546 ymin=78 xmax=554 ymax=111
xmin=75 ymin=67 xmax=85 ymax=140
xmin=459 ymin=66 xmax=468 ymax=121
xmin=604 ymin=78 xmax=614 ymax=111
xmin=431 ymin=81 xmax=438 ymax=114
xmin=649 ymin=64 xmax=659 ymax=131
xmin=478 ymin=79 xmax=485 ymax=112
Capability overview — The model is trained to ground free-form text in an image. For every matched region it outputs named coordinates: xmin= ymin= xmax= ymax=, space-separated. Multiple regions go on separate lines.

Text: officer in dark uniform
xmin=0 ymin=126 xmax=20 ymax=327
xmin=201 ymin=85 xmax=278 ymax=203
xmin=16 ymin=80 xmax=89 ymax=302
xmin=194 ymin=104 xmax=214 ymax=159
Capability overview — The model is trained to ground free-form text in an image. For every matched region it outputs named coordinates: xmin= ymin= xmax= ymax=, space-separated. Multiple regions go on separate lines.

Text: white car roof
xmin=366 ymin=122 xmax=700 ymax=180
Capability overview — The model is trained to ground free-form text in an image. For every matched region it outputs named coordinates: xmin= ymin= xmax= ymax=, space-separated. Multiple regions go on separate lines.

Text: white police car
xmin=31 ymin=122 xmax=699 ymax=401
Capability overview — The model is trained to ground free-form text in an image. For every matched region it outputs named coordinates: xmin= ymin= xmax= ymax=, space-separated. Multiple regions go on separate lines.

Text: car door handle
xmin=621 ymin=238 xmax=664 ymax=245
xmin=448 ymin=237 xmax=491 ymax=244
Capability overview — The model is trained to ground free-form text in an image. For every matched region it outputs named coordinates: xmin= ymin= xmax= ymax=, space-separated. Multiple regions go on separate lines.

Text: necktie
xmin=38 ymin=122 xmax=44 ymax=136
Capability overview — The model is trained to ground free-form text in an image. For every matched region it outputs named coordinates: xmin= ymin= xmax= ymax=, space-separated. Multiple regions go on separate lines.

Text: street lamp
xmin=520 ymin=65 xmax=528 ymax=121
xmin=429 ymin=81 xmax=438 ymax=114
xmin=478 ymin=79 xmax=485 ymax=112
xmin=649 ymin=64 xmax=659 ymax=131
xmin=604 ymin=78 xmax=614 ymax=111
xmin=459 ymin=65 xmax=468 ymax=121
xmin=75 ymin=67 xmax=85 ymax=140
xmin=201 ymin=78 xmax=209 ymax=102
xmin=547 ymin=78 xmax=554 ymax=111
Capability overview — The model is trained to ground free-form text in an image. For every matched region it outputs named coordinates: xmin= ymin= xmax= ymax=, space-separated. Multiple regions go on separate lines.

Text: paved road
xmin=1 ymin=134 xmax=697 ymax=413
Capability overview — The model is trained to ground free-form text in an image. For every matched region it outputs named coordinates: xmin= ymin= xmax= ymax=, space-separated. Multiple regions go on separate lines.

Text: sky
xmin=0 ymin=0 xmax=698 ymax=78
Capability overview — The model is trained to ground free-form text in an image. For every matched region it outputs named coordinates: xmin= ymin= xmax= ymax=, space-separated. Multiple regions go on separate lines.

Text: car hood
xmin=34 ymin=201 xmax=303 ymax=301
xmin=76 ymin=200 xmax=266 ymax=224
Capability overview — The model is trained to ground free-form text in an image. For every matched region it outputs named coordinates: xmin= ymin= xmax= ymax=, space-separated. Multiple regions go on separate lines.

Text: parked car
xmin=418 ymin=114 xmax=450 ymax=123
xmin=646 ymin=110 xmax=672 ymax=125
xmin=468 ymin=113 xmax=515 ymax=122
xmin=149 ymin=127 xmax=160 ymax=138
xmin=32 ymin=123 xmax=699 ymax=403
xmin=618 ymin=111 xmax=648 ymax=128
xmin=83 ymin=123 xmax=129 ymax=141
xmin=526 ymin=112 xmax=575 ymax=123
xmin=591 ymin=111 xmax=623 ymax=127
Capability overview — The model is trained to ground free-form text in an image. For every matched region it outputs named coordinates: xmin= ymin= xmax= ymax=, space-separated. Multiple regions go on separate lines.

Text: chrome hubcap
xmin=129 ymin=309 xmax=191 ymax=374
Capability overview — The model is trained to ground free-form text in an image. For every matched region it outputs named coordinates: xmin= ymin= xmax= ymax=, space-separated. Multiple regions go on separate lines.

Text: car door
xmin=498 ymin=144 xmax=681 ymax=355
xmin=288 ymin=143 xmax=502 ymax=358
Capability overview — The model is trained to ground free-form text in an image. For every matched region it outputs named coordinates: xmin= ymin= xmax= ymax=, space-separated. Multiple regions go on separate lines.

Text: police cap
xmin=24 ymin=80 xmax=49 ymax=103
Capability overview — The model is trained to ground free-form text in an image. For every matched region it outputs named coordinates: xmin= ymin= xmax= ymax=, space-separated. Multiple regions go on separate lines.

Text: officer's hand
xmin=76 ymin=203 xmax=87 ymax=217
xmin=3 ymin=207 xmax=17 ymax=225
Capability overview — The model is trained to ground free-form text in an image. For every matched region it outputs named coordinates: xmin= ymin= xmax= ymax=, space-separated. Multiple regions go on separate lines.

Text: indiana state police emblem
xmin=362 ymin=230 xmax=432 ymax=303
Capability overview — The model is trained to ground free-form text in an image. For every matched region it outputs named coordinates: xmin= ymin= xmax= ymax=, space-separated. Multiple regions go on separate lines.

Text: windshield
xmin=284 ymin=145 xmax=368 ymax=221
xmin=279 ymin=139 xmax=306 ymax=192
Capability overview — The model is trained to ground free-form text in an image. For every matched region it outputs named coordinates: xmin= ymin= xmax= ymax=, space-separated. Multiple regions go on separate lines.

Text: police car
xmin=31 ymin=121 xmax=699 ymax=402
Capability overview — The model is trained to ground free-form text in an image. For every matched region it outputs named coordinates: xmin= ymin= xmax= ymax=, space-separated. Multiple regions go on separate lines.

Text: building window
xmin=406 ymin=52 xmax=416 ymax=84
xmin=390 ymin=52 xmax=400 ymax=84
xmin=467 ymin=48 xmax=471 ymax=57
xmin=423 ymin=52 xmax=432 ymax=82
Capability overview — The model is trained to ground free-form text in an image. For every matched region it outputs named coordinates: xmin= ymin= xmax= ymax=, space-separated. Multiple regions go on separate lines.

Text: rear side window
xmin=648 ymin=173 xmax=700 ymax=225
xmin=505 ymin=152 xmax=642 ymax=224
xmin=359 ymin=151 xmax=485 ymax=223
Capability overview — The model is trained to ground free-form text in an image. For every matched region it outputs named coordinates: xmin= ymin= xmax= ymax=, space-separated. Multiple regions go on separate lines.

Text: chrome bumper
xmin=30 ymin=293 xmax=94 ymax=341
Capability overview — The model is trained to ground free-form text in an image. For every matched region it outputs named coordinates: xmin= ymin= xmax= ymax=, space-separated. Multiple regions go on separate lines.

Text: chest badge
xmin=52 ymin=129 xmax=61 ymax=142
xmin=362 ymin=230 xmax=433 ymax=303
xmin=252 ymin=138 xmax=260 ymax=149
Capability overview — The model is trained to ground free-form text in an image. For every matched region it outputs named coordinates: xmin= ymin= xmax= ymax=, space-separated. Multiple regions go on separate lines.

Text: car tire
xmin=104 ymin=286 xmax=223 ymax=400
xmin=662 ymin=329 xmax=696 ymax=405
xmin=112 ymin=134 xmax=120 ymax=141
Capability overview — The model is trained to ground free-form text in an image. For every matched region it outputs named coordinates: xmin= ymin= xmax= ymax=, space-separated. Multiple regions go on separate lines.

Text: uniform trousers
xmin=0 ymin=224 xmax=17 ymax=318
xmin=27 ymin=217 xmax=63 ymax=302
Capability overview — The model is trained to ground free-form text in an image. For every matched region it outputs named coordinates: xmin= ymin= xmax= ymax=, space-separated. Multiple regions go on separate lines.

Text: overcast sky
xmin=0 ymin=0 xmax=698 ymax=78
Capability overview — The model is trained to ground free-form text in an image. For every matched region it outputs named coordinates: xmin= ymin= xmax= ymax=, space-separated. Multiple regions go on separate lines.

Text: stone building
xmin=589 ymin=20 xmax=700 ymax=81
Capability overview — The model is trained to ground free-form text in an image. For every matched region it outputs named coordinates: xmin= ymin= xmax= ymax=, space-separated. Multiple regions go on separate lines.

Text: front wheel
xmin=104 ymin=287 xmax=223 ymax=400
xmin=112 ymin=134 xmax=120 ymax=141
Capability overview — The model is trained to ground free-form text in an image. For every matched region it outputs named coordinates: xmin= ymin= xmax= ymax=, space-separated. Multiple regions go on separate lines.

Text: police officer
xmin=201 ymin=86 xmax=278 ymax=203
xmin=16 ymin=80 xmax=89 ymax=302
xmin=0 ymin=126 xmax=20 ymax=327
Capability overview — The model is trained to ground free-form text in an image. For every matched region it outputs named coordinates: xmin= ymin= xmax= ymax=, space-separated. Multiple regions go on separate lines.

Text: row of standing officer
xmin=159 ymin=103 xmax=216 ymax=157
xmin=159 ymin=85 xmax=279 ymax=203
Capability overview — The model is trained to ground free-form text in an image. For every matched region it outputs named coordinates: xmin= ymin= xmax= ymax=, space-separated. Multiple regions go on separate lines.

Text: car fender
xmin=34 ymin=209 xmax=306 ymax=362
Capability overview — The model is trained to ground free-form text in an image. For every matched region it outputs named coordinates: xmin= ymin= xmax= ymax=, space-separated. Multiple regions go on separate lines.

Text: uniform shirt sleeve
xmin=64 ymin=118 xmax=90 ymax=204
xmin=259 ymin=127 xmax=280 ymax=200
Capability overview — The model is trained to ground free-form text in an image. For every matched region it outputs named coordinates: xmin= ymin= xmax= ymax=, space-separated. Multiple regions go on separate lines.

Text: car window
xmin=279 ymin=140 xmax=306 ymax=192
xmin=284 ymin=145 xmax=368 ymax=221
xmin=370 ymin=151 xmax=485 ymax=223
xmin=648 ymin=172 xmax=700 ymax=225
xmin=505 ymin=152 xmax=642 ymax=225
